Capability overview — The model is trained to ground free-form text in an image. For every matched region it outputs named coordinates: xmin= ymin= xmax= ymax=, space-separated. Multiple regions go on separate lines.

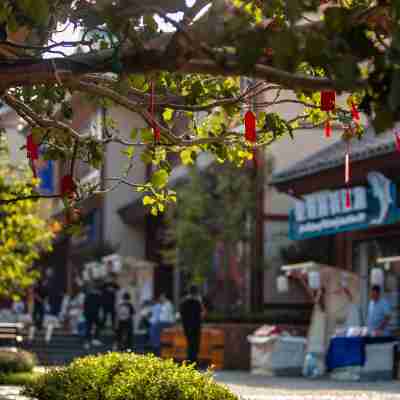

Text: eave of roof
xmin=271 ymin=126 xmax=397 ymax=185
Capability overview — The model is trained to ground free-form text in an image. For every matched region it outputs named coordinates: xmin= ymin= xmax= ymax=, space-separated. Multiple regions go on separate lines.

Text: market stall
xmin=274 ymin=261 xmax=399 ymax=380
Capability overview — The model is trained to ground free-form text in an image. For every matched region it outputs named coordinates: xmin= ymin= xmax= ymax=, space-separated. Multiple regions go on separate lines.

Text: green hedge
xmin=23 ymin=353 xmax=238 ymax=400
xmin=0 ymin=372 xmax=40 ymax=386
xmin=0 ymin=350 xmax=37 ymax=374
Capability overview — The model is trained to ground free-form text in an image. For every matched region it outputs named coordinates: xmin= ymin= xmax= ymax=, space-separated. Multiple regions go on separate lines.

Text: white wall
xmin=103 ymin=106 xmax=148 ymax=259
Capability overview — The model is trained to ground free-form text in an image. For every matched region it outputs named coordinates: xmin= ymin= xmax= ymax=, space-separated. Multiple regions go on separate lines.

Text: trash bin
xmin=248 ymin=325 xmax=306 ymax=376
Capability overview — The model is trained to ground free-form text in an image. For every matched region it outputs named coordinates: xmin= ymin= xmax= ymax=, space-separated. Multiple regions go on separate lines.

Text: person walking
xmin=101 ymin=273 xmax=120 ymax=332
xmin=116 ymin=292 xmax=135 ymax=351
xmin=83 ymin=281 xmax=103 ymax=350
xmin=136 ymin=300 xmax=153 ymax=353
xmin=32 ymin=277 xmax=49 ymax=332
xmin=179 ymin=285 xmax=205 ymax=366
xmin=160 ymin=294 xmax=175 ymax=327
xmin=149 ymin=296 xmax=162 ymax=356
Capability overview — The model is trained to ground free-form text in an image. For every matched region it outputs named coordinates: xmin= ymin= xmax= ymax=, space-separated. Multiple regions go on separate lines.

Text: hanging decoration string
xmin=51 ymin=59 xmax=63 ymax=86
xmin=150 ymin=80 xmax=160 ymax=143
xmin=344 ymin=140 xmax=351 ymax=209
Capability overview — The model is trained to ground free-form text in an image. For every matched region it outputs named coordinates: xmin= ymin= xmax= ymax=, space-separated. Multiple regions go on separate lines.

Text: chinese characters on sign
xmin=289 ymin=172 xmax=400 ymax=240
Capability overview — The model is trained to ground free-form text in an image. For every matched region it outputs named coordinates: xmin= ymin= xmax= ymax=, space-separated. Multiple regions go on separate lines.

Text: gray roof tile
xmin=271 ymin=127 xmax=397 ymax=184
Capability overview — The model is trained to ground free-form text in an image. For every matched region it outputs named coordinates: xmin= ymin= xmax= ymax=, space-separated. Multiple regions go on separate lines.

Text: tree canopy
xmin=0 ymin=0 xmax=397 ymax=212
xmin=0 ymin=137 xmax=53 ymax=298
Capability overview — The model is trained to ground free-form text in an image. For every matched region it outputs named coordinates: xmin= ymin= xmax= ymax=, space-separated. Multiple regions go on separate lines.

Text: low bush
xmin=0 ymin=350 xmax=37 ymax=374
xmin=0 ymin=371 xmax=40 ymax=385
xmin=23 ymin=353 xmax=238 ymax=400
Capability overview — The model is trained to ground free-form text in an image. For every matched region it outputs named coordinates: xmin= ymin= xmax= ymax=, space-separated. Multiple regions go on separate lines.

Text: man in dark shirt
xmin=179 ymin=285 xmax=205 ymax=365
xmin=83 ymin=281 xmax=102 ymax=349
xmin=33 ymin=278 xmax=49 ymax=330
xmin=101 ymin=273 xmax=120 ymax=331
xmin=116 ymin=292 xmax=135 ymax=351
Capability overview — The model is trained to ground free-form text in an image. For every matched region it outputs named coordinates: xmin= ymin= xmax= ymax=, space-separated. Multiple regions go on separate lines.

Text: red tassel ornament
xmin=153 ymin=125 xmax=161 ymax=142
xmin=61 ymin=174 xmax=75 ymax=197
xmin=27 ymin=134 xmax=39 ymax=178
xmin=321 ymin=91 xmax=336 ymax=112
xmin=351 ymin=102 xmax=360 ymax=123
xmin=324 ymin=119 xmax=332 ymax=138
xmin=345 ymin=188 xmax=351 ymax=209
xmin=244 ymin=110 xmax=257 ymax=142
xmin=27 ymin=134 xmax=39 ymax=160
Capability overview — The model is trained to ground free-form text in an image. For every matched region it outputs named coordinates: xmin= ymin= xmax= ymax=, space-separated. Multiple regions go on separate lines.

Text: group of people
xmin=30 ymin=272 xmax=135 ymax=350
xmin=12 ymin=270 xmax=207 ymax=366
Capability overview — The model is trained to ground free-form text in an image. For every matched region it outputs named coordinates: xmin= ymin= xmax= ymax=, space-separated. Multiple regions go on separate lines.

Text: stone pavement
xmin=1 ymin=371 xmax=400 ymax=400
xmin=214 ymin=371 xmax=400 ymax=400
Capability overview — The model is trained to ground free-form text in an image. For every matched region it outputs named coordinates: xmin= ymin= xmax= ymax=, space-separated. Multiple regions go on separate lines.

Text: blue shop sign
xmin=289 ymin=172 xmax=400 ymax=240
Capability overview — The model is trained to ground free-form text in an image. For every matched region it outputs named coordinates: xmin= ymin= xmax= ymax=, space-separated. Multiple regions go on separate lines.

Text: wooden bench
xmin=0 ymin=323 xmax=24 ymax=348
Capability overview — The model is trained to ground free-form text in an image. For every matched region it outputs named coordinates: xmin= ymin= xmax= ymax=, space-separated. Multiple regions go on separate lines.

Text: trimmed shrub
xmin=0 ymin=350 xmax=37 ymax=374
xmin=0 ymin=371 xmax=40 ymax=385
xmin=23 ymin=353 xmax=238 ymax=400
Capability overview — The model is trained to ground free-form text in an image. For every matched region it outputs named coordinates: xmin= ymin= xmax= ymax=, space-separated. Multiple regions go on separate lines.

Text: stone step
xmin=19 ymin=332 xmax=152 ymax=365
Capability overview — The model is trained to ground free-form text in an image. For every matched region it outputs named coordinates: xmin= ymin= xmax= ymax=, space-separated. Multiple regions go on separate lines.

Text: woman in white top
xmin=160 ymin=294 xmax=175 ymax=325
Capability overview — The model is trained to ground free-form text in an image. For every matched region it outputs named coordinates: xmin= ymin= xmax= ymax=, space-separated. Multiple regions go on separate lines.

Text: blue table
xmin=326 ymin=336 xmax=395 ymax=371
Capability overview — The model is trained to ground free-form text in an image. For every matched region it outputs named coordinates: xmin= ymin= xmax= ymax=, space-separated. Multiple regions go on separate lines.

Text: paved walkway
xmin=1 ymin=372 xmax=400 ymax=400
xmin=214 ymin=371 xmax=400 ymax=400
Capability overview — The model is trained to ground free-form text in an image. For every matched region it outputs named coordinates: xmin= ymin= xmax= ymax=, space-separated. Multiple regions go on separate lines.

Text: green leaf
xmin=143 ymin=195 xmax=156 ymax=206
xmin=141 ymin=128 xmax=154 ymax=143
xmin=122 ymin=146 xmax=135 ymax=158
xmin=151 ymin=169 xmax=169 ymax=189
xmin=150 ymin=206 xmax=159 ymax=216
xmin=140 ymin=150 xmax=153 ymax=165
xmin=162 ymin=108 xmax=174 ymax=123
xmin=180 ymin=149 xmax=194 ymax=165
xmin=130 ymin=128 xmax=138 ymax=141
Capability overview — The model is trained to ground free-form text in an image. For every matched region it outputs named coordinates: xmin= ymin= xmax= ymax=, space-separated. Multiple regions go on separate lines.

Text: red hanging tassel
xmin=153 ymin=125 xmax=161 ymax=142
xmin=395 ymin=131 xmax=400 ymax=152
xmin=27 ymin=134 xmax=39 ymax=160
xmin=61 ymin=175 xmax=75 ymax=197
xmin=351 ymin=102 xmax=360 ymax=123
xmin=27 ymin=134 xmax=39 ymax=179
xmin=345 ymin=188 xmax=351 ymax=209
xmin=324 ymin=119 xmax=332 ymax=138
xmin=321 ymin=91 xmax=336 ymax=112
xmin=245 ymin=110 xmax=257 ymax=142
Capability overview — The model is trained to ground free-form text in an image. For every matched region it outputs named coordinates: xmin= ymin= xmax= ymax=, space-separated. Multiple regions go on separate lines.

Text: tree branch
xmin=0 ymin=45 xmax=367 ymax=93
xmin=2 ymin=93 xmax=90 ymax=142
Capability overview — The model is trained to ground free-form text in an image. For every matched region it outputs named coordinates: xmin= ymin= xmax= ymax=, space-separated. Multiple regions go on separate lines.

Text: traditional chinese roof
xmin=271 ymin=127 xmax=397 ymax=185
